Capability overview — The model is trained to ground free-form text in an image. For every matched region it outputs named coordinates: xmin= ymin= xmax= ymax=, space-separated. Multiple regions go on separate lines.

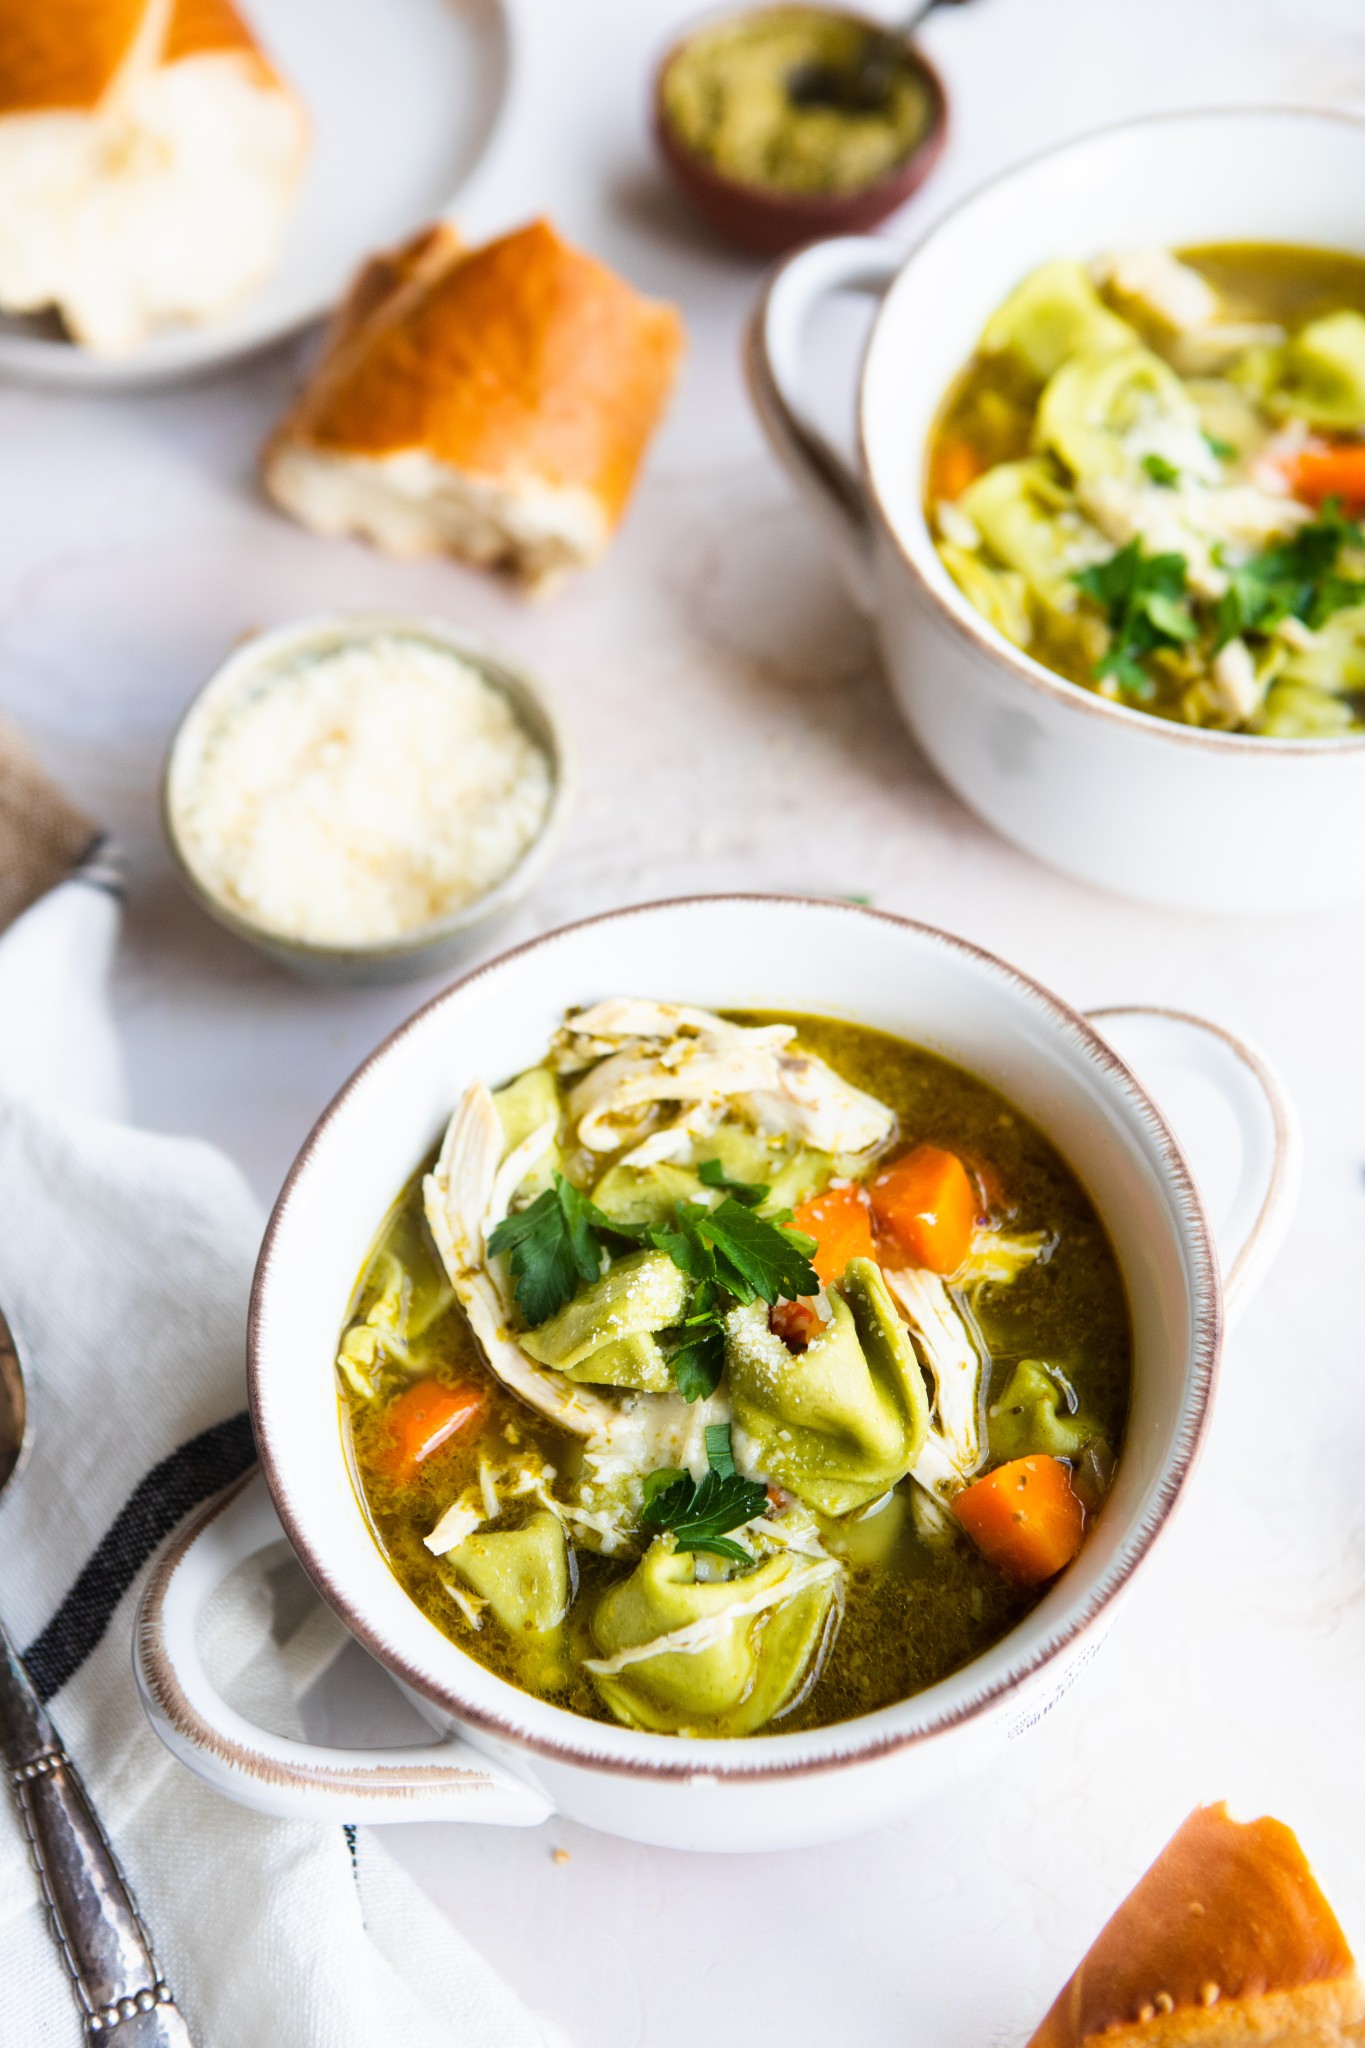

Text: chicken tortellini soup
xmin=928 ymin=243 xmax=1365 ymax=735
xmin=337 ymin=1003 xmax=1131 ymax=1738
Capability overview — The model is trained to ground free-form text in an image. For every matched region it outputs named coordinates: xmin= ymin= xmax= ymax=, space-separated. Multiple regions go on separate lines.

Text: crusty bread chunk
xmin=0 ymin=0 xmax=308 ymax=353
xmin=263 ymin=218 xmax=686 ymax=591
xmin=1030 ymin=1804 xmax=1365 ymax=2047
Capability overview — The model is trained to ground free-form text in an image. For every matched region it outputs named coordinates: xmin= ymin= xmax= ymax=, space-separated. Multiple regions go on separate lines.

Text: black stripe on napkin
xmin=22 ymin=1411 xmax=257 ymax=1703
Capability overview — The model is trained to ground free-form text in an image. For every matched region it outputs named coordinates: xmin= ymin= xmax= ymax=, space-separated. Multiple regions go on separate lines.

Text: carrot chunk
xmin=869 ymin=1143 xmax=977 ymax=1274
xmin=953 ymin=1455 xmax=1085 ymax=1585
xmin=790 ymin=1184 xmax=877 ymax=1286
xmin=1287 ymin=444 xmax=1365 ymax=511
xmin=931 ymin=437 xmax=985 ymax=503
xmin=375 ymin=1379 xmax=486 ymax=1483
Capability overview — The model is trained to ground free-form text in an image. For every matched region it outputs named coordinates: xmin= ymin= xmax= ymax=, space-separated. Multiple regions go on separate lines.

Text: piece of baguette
xmin=0 ymin=0 xmax=308 ymax=354
xmin=263 ymin=218 xmax=686 ymax=592
xmin=1030 ymin=1804 xmax=1365 ymax=2047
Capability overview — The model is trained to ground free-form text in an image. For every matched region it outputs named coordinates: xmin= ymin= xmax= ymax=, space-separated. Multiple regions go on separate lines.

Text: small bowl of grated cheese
xmin=163 ymin=614 xmax=575 ymax=985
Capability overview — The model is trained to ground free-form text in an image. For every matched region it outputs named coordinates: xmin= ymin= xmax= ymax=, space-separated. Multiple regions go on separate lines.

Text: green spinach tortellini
xmin=958 ymin=459 xmax=1088 ymax=615
xmin=935 ymin=543 xmax=1032 ymax=649
xmin=591 ymin=1130 xmax=832 ymax=1231
xmin=520 ymin=1249 xmax=687 ymax=1393
xmin=449 ymin=1511 xmax=570 ymax=1634
xmin=491 ymin=1068 xmax=561 ymax=1200
xmin=1034 ymin=344 xmax=1196 ymax=485
xmin=726 ymin=1257 xmax=930 ymax=1516
xmin=1264 ymin=311 xmax=1365 ymax=430
xmin=335 ymin=1249 xmax=452 ymax=1398
xmin=979 ymin=259 xmax=1136 ymax=383
xmin=987 ymin=1360 xmax=1091 ymax=1462
xmin=1279 ymin=604 xmax=1365 ymax=694
xmin=586 ymin=1538 xmax=838 ymax=1736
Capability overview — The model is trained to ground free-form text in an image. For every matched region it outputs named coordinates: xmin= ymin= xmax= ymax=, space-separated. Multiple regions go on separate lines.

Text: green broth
xmin=338 ymin=1013 xmax=1131 ymax=1734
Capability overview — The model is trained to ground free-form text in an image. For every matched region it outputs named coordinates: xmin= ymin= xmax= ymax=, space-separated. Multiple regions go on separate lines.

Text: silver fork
xmin=0 ymin=1306 xmax=195 ymax=2044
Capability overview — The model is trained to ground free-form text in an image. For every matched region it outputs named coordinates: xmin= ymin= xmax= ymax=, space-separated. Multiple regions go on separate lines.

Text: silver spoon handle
xmin=896 ymin=0 xmax=974 ymax=29
xmin=0 ymin=1624 xmax=195 ymax=2044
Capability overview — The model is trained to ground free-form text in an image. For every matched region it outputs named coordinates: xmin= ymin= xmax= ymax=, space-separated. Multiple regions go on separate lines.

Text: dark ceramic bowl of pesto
xmin=653 ymin=4 xmax=948 ymax=256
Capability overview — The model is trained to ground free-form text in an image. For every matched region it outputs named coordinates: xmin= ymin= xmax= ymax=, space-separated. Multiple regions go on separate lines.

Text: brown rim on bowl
xmin=652 ymin=4 xmax=949 ymax=250
xmin=161 ymin=612 xmax=578 ymax=968
xmin=245 ymin=894 xmax=1223 ymax=1783
xmin=850 ymin=104 xmax=1365 ymax=758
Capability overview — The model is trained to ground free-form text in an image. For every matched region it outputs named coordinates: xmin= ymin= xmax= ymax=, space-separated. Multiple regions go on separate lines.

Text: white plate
xmin=0 ymin=0 xmax=512 ymax=389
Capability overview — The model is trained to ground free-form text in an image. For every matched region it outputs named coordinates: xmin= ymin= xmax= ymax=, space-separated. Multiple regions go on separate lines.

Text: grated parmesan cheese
xmin=175 ymin=633 xmax=553 ymax=945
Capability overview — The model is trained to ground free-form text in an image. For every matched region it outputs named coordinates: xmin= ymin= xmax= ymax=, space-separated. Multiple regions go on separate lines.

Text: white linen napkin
xmin=0 ymin=851 xmax=568 ymax=2048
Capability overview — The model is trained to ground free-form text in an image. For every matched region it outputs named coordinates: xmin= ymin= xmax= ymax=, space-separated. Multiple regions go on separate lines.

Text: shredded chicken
xmin=1211 ymin=638 xmax=1264 ymax=723
xmin=883 ymin=1266 xmax=985 ymax=1476
xmin=1092 ymin=249 xmax=1283 ymax=375
xmin=425 ymin=1449 xmax=560 ymax=1557
xmin=908 ymin=1428 xmax=969 ymax=1500
xmin=423 ymin=1083 xmax=616 ymax=1439
xmin=1094 ymin=247 xmax=1221 ymax=332
xmin=487 ymin=1116 xmax=557 ymax=1231
xmin=558 ymin=999 xmax=894 ymax=1158
xmin=960 ymin=1230 xmax=1051 ymax=1289
xmin=742 ymin=1049 xmax=894 ymax=1154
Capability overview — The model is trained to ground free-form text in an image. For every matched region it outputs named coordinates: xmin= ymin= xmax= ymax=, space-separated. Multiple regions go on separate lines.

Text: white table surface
xmin=4 ymin=0 xmax=1365 ymax=2040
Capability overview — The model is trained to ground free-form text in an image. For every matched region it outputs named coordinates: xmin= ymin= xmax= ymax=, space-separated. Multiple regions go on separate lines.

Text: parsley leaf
xmin=691 ymin=1197 xmax=819 ymax=1305
xmin=1076 ymin=541 xmax=1198 ymax=697
xmin=641 ymin=1467 xmax=685 ymax=1509
xmin=1215 ymin=499 xmax=1365 ymax=647
xmin=1142 ymin=591 xmax=1199 ymax=643
xmin=651 ymin=1194 xmax=820 ymax=1399
xmin=1203 ymin=430 xmax=1236 ymax=461
xmin=1141 ymin=453 xmax=1181 ymax=488
xmin=697 ymin=1157 xmax=769 ymax=1207
xmin=667 ymin=1318 xmax=727 ymax=1402
xmin=487 ymin=1172 xmax=635 ymax=1327
xmin=704 ymin=1422 xmax=737 ymax=1475
xmin=660 ymin=1269 xmax=730 ymax=1403
xmin=640 ymin=1427 xmax=767 ymax=1561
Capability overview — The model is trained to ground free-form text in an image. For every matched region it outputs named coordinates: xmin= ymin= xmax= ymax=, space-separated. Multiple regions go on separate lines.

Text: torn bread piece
xmin=0 ymin=0 xmax=309 ymax=354
xmin=1029 ymin=1802 xmax=1365 ymax=2047
xmin=263 ymin=218 xmax=686 ymax=592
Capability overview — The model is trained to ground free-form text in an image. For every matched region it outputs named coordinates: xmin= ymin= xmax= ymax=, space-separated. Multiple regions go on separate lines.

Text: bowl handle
xmin=746 ymin=236 xmax=902 ymax=612
xmin=135 ymin=1471 xmax=554 ymax=1827
xmin=1086 ymin=1007 xmax=1300 ymax=1319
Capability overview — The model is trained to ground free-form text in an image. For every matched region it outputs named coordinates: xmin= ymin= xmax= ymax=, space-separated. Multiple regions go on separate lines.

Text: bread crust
xmin=270 ymin=219 xmax=685 ymax=527
xmin=163 ymin=0 xmax=279 ymax=87
xmin=0 ymin=0 xmax=152 ymax=114
xmin=0 ymin=0 xmax=285 ymax=116
xmin=1030 ymin=1805 xmax=1363 ymax=2048
xmin=309 ymin=222 xmax=460 ymax=365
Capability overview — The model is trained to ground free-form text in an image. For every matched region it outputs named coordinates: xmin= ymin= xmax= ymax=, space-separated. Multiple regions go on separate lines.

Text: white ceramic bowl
xmin=135 ymin=897 xmax=1296 ymax=1851
xmin=748 ymin=109 xmax=1365 ymax=912
xmin=162 ymin=612 xmax=576 ymax=987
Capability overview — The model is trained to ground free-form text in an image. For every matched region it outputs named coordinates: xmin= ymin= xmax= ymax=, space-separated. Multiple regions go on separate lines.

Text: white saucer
xmin=0 ymin=0 xmax=512 ymax=389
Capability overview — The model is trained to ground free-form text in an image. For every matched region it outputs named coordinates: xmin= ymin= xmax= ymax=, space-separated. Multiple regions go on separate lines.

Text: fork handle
xmin=0 ymin=1624 xmax=195 ymax=2043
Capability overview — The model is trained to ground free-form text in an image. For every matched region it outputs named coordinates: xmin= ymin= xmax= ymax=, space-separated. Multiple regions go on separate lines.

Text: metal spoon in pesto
xmin=787 ymin=0 xmax=970 ymax=114
xmin=0 ymin=1305 xmax=196 ymax=2045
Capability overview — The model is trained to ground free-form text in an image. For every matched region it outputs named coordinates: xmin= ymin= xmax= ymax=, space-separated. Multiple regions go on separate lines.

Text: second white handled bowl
xmin=748 ymin=109 xmax=1365 ymax=912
